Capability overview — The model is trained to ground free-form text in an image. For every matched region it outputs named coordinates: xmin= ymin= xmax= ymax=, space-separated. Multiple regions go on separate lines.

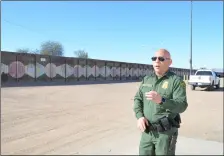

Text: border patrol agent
xmin=133 ymin=49 xmax=188 ymax=155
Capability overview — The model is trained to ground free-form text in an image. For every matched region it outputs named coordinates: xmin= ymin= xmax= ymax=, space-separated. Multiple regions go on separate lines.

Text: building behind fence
xmin=1 ymin=51 xmax=196 ymax=85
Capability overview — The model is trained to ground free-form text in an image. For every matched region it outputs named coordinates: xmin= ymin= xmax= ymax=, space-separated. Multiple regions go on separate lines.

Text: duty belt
xmin=145 ymin=116 xmax=179 ymax=133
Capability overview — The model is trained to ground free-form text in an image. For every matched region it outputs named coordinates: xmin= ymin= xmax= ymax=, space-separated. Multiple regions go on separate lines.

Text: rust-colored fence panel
xmin=66 ymin=57 xmax=78 ymax=82
xmin=78 ymin=59 xmax=87 ymax=81
xmin=174 ymin=68 xmax=178 ymax=75
xmin=1 ymin=52 xmax=17 ymax=83
xmin=114 ymin=62 xmax=121 ymax=80
xmin=126 ymin=63 xmax=132 ymax=80
xmin=35 ymin=54 xmax=51 ymax=82
xmin=144 ymin=65 xmax=149 ymax=76
xmin=184 ymin=69 xmax=187 ymax=76
xmin=106 ymin=61 xmax=114 ymax=80
xmin=17 ymin=53 xmax=36 ymax=82
xmin=178 ymin=68 xmax=183 ymax=78
xmin=138 ymin=64 xmax=144 ymax=80
xmin=132 ymin=64 xmax=139 ymax=80
xmin=120 ymin=63 xmax=127 ymax=80
xmin=145 ymin=65 xmax=153 ymax=76
xmin=87 ymin=59 xmax=96 ymax=81
xmin=142 ymin=65 xmax=147 ymax=78
xmin=1 ymin=51 xmax=196 ymax=85
xmin=51 ymin=55 xmax=66 ymax=82
xmin=170 ymin=67 xmax=175 ymax=73
xmin=95 ymin=60 xmax=105 ymax=81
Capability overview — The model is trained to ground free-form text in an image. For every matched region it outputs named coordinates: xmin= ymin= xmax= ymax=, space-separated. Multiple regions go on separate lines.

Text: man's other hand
xmin=145 ymin=91 xmax=162 ymax=104
xmin=137 ymin=117 xmax=149 ymax=132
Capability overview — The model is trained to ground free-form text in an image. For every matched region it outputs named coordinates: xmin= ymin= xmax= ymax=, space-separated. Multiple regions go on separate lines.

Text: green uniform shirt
xmin=133 ymin=70 xmax=188 ymax=123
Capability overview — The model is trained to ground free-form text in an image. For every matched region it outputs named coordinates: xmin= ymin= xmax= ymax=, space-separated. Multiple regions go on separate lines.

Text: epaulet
xmin=175 ymin=74 xmax=184 ymax=81
xmin=169 ymin=71 xmax=182 ymax=80
xmin=172 ymin=74 xmax=184 ymax=83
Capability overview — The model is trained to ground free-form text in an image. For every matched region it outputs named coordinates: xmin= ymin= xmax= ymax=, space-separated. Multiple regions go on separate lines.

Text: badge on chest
xmin=162 ymin=81 xmax=169 ymax=89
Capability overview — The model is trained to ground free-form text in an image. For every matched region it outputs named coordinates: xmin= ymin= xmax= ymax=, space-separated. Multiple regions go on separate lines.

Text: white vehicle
xmin=188 ymin=69 xmax=220 ymax=90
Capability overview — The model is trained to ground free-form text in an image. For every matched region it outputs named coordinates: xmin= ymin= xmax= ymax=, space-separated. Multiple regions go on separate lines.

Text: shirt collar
xmin=152 ymin=69 xmax=172 ymax=79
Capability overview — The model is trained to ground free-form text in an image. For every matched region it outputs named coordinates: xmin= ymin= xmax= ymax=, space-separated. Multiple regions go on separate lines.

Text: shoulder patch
xmin=180 ymin=80 xmax=186 ymax=88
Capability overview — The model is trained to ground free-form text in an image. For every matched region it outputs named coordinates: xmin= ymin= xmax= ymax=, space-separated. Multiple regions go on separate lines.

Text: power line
xmin=2 ymin=18 xmax=47 ymax=36
xmin=2 ymin=18 xmax=76 ymax=46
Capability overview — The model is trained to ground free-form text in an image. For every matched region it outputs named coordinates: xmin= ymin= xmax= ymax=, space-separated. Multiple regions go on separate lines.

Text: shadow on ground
xmin=193 ymin=87 xmax=224 ymax=92
xmin=207 ymin=87 xmax=224 ymax=92
xmin=1 ymin=80 xmax=140 ymax=88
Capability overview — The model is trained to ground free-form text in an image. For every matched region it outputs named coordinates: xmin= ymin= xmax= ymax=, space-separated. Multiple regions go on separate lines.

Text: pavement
xmin=175 ymin=136 xmax=223 ymax=155
xmin=92 ymin=133 xmax=224 ymax=155
xmin=94 ymin=135 xmax=224 ymax=155
xmin=68 ymin=127 xmax=223 ymax=155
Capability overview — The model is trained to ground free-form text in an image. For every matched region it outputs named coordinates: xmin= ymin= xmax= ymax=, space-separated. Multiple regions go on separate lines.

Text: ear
xmin=169 ymin=59 xmax=172 ymax=66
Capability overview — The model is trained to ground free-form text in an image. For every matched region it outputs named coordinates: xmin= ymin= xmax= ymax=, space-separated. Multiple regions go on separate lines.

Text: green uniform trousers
xmin=139 ymin=128 xmax=178 ymax=155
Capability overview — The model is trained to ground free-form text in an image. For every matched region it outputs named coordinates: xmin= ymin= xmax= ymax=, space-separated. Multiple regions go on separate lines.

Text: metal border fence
xmin=1 ymin=51 xmax=195 ymax=85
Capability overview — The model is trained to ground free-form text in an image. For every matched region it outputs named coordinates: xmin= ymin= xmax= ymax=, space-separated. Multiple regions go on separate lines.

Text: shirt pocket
xmin=142 ymin=86 xmax=153 ymax=93
xmin=161 ymin=92 xmax=172 ymax=99
xmin=158 ymin=87 xmax=172 ymax=99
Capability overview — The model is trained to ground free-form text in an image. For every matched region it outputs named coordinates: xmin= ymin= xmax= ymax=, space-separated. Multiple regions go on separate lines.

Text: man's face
xmin=152 ymin=50 xmax=172 ymax=74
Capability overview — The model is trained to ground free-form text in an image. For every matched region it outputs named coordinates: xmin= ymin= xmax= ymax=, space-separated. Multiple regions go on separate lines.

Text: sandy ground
xmin=1 ymin=80 xmax=223 ymax=155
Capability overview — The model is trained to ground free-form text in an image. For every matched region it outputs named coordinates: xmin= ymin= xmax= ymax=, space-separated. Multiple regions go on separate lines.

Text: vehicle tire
xmin=208 ymin=81 xmax=214 ymax=91
xmin=191 ymin=85 xmax=195 ymax=90
xmin=215 ymin=81 xmax=220 ymax=89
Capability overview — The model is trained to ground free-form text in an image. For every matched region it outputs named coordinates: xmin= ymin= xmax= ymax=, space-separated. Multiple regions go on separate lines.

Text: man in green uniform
xmin=133 ymin=49 xmax=188 ymax=155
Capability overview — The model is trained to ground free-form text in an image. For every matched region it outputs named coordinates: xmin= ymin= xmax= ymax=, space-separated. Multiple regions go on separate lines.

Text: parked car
xmin=188 ymin=69 xmax=220 ymax=91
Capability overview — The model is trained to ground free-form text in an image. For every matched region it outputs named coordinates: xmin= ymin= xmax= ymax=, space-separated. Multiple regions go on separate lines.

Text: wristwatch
xmin=160 ymin=97 xmax=166 ymax=104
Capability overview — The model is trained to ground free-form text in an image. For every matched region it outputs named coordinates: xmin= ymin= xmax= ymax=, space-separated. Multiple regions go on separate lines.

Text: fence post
xmin=120 ymin=63 xmax=121 ymax=81
xmin=86 ymin=59 xmax=87 ymax=80
xmin=16 ymin=54 xmax=18 ymax=82
xmin=105 ymin=62 xmax=106 ymax=80
xmin=95 ymin=60 xmax=96 ymax=81
xmin=35 ymin=54 xmax=37 ymax=81
xmin=77 ymin=59 xmax=79 ymax=81
xmin=65 ymin=58 xmax=67 ymax=82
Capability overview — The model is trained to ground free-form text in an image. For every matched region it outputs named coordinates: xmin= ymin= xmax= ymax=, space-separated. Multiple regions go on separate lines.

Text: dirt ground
xmin=1 ymin=80 xmax=223 ymax=155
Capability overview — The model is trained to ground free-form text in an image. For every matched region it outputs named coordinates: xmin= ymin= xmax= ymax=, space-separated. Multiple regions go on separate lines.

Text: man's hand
xmin=145 ymin=91 xmax=162 ymax=104
xmin=137 ymin=117 xmax=149 ymax=132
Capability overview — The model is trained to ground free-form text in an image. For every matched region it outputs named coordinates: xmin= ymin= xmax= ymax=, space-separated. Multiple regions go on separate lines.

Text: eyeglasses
xmin=151 ymin=56 xmax=170 ymax=62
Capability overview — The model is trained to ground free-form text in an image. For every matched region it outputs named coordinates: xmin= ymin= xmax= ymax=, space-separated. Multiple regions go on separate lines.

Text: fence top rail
xmin=1 ymin=51 xmax=196 ymax=71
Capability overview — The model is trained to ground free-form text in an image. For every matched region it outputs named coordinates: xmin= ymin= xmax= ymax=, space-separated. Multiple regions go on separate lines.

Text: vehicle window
xmin=196 ymin=71 xmax=213 ymax=75
xmin=215 ymin=72 xmax=220 ymax=76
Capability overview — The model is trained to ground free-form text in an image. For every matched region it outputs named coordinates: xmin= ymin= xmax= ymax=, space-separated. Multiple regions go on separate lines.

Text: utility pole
xmin=190 ymin=0 xmax=193 ymax=75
